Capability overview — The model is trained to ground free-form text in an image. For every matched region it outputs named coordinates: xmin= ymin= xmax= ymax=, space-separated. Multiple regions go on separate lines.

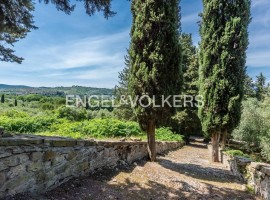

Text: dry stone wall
xmin=222 ymin=152 xmax=270 ymax=200
xmin=0 ymin=134 xmax=184 ymax=199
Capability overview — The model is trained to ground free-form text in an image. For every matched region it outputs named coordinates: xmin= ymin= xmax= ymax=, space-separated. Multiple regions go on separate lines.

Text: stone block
xmin=43 ymin=151 xmax=57 ymax=161
xmin=0 ymin=172 xmax=6 ymax=186
xmin=27 ymin=162 xmax=43 ymax=172
xmin=261 ymin=166 xmax=270 ymax=176
xmin=7 ymin=164 xmax=26 ymax=179
xmin=30 ymin=152 xmax=44 ymax=161
xmin=44 ymin=139 xmax=77 ymax=147
xmin=0 ymin=154 xmax=29 ymax=171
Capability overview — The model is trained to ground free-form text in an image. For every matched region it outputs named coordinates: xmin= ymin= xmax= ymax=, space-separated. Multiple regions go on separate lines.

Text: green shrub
xmin=155 ymin=127 xmax=183 ymax=142
xmin=225 ymin=150 xmax=250 ymax=158
xmin=56 ymin=106 xmax=87 ymax=121
xmin=41 ymin=103 xmax=55 ymax=110
xmin=260 ymin=131 xmax=270 ymax=162
xmin=0 ymin=116 xmax=57 ymax=133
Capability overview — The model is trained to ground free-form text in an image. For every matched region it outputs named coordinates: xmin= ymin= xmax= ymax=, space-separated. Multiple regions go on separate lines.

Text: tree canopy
xmin=199 ymin=0 xmax=251 ymax=161
xmin=128 ymin=0 xmax=182 ymax=161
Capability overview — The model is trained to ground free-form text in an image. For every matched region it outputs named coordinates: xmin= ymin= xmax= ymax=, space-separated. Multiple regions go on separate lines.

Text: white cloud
xmin=252 ymin=0 xmax=270 ymax=9
xmin=182 ymin=13 xmax=199 ymax=23
xmin=247 ymin=50 xmax=270 ymax=68
xmin=0 ymin=29 xmax=130 ymax=87
xmin=21 ymin=29 xmax=129 ymax=70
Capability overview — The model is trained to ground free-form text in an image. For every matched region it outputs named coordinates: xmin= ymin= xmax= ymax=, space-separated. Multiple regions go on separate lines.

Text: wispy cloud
xmin=182 ymin=13 xmax=200 ymax=23
xmin=0 ymin=29 xmax=130 ymax=87
xmin=247 ymin=50 xmax=270 ymax=68
xmin=252 ymin=0 xmax=270 ymax=9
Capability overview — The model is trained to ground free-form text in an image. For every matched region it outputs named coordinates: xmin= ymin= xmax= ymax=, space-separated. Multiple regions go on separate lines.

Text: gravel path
xmin=8 ymin=142 xmax=259 ymax=200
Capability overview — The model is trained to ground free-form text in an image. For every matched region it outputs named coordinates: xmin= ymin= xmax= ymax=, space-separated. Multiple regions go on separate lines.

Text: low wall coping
xmin=0 ymin=134 xmax=181 ymax=147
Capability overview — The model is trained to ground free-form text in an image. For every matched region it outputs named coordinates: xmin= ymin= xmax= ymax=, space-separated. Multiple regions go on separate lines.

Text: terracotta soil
xmin=5 ymin=142 xmax=259 ymax=200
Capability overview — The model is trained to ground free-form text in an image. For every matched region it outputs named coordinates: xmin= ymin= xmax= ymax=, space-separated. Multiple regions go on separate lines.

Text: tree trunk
xmin=211 ymin=132 xmax=220 ymax=162
xmin=146 ymin=120 xmax=156 ymax=162
xmin=220 ymin=130 xmax=227 ymax=150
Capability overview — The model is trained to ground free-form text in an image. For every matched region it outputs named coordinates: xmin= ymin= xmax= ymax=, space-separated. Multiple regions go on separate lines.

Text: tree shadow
xmin=5 ymin=154 xmax=256 ymax=200
xmin=186 ymin=142 xmax=208 ymax=149
xmin=158 ymin=158 xmax=238 ymax=184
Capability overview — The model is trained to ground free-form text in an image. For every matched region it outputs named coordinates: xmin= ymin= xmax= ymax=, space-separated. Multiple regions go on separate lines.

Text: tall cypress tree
xmin=199 ymin=0 xmax=251 ymax=162
xmin=1 ymin=94 xmax=4 ymax=103
xmin=172 ymin=33 xmax=201 ymax=140
xmin=129 ymin=0 xmax=182 ymax=161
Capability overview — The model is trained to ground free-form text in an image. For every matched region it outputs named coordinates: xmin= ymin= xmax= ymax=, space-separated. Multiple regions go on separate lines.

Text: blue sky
xmin=1 ymin=0 xmax=269 ymax=88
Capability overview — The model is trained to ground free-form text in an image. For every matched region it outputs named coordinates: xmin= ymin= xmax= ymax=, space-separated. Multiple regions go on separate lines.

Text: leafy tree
xmin=1 ymin=94 xmax=4 ymax=103
xmin=243 ymin=73 xmax=255 ymax=98
xmin=0 ymin=1 xmax=37 ymax=63
xmin=199 ymin=0 xmax=251 ymax=162
xmin=233 ymin=98 xmax=270 ymax=161
xmin=172 ymin=33 xmax=201 ymax=140
xmin=1 ymin=0 xmax=115 ymax=63
xmin=129 ymin=0 xmax=182 ymax=161
xmin=255 ymin=72 xmax=266 ymax=101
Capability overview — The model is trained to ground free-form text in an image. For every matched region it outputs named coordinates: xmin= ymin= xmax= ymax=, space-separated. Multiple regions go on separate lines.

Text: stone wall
xmin=0 ymin=134 xmax=184 ymax=199
xmin=222 ymin=152 xmax=270 ymax=200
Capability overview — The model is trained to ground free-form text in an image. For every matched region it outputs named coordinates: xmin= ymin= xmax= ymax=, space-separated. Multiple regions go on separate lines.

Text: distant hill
xmin=0 ymin=84 xmax=30 ymax=89
xmin=0 ymin=84 xmax=114 ymax=96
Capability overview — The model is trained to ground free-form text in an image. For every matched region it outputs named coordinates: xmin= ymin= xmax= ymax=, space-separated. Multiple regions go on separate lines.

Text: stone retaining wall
xmin=222 ymin=152 xmax=270 ymax=200
xmin=0 ymin=135 xmax=184 ymax=199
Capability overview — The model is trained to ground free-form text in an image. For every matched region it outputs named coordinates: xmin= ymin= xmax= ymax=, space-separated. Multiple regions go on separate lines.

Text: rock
xmin=261 ymin=166 xmax=270 ymax=176
xmin=30 ymin=152 xmax=44 ymax=162
xmin=130 ymin=137 xmax=142 ymax=142
xmin=250 ymin=162 xmax=269 ymax=170
xmin=119 ymin=137 xmax=126 ymax=142
xmin=0 ymin=172 xmax=6 ymax=186
xmin=1 ymin=132 xmax=13 ymax=138
xmin=43 ymin=151 xmax=57 ymax=161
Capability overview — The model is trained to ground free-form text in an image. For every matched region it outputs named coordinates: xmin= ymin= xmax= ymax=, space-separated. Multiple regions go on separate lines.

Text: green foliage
xmin=1 ymin=0 xmax=115 ymax=64
xmin=199 ymin=0 xmax=251 ymax=136
xmin=41 ymin=103 xmax=55 ymax=110
xmin=232 ymin=98 xmax=270 ymax=161
xmin=155 ymin=127 xmax=183 ymax=142
xmin=225 ymin=150 xmax=250 ymax=158
xmin=87 ymin=109 xmax=113 ymax=119
xmin=0 ymin=0 xmax=37 ymax=63
xmin=129 ymin=0 xmax=182 ymax=129
xmin=255 ymin=72 xmax=267 ymax=101
xmin=260 ymin=132 xmax=270 ymax=162
xmin=172 ymin=110 xmax=202 ymax=139
xmin=2 ymin=110 xmax=29 ymax=118
xmin=172 ymin=33 xmax=202 ymax=138
xmin=56 ymin=106 xmax=87 ymax=121
xmin=0 ymin=116 xmax=57 ymax=133
xmin=1 ymin=94 xmax=4 ymax=103
xmin=233 ymin=99 xmax=266 ymax=147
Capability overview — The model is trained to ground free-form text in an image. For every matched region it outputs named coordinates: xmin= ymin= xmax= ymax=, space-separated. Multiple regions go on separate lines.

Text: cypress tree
xmin=255 ymin=72 xmax=266 ymax=101
xmin=172 ymin=33 xmax=202 ymax=140
xmin=1 ymin=94 xmax=4 ymax=103
xmin=129 ymin=0 xmax=182 ymax=161
xmin=15 ymin=99 xmax=18 ymax=107
xmin=199 ymin=0 xmax=251 ymax=162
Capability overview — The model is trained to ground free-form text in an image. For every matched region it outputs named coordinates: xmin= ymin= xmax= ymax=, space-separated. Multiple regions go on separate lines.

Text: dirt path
xmin=9 ymin=142 xmax=258 ymax=200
